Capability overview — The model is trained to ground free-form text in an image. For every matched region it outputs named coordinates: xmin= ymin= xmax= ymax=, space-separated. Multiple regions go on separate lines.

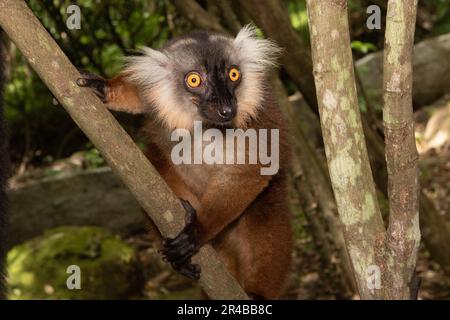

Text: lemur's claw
xmin=161 ymin=199 xmax=200 ymax=280
xmin=76 ymin=71 xmax=107 ymax=102
xmin=178 ymin=262 xmax=201 ymax=280
xmin=180 ymin=199 xmax=196 ymax=225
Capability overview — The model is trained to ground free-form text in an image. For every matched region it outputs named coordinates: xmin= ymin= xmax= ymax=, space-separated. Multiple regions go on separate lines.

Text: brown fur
xmin=95 ymin=74 xmax=292 ymax=299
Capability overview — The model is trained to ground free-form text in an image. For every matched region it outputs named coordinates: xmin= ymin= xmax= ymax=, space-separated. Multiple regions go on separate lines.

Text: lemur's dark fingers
xmin=162 ymin=239 xmax=198 ymax=264
xmin=177 ymin=262 xmax=201 ymax=280
xmin=162 ymin=198 xmax=199 ymax=249
xmin=76 ymin=71 xmax=107 ymax=102
xmin=159 ymin=198 xmax=201 ymax=279
xmin=160 ymin=238 xmax=200 ymax=280
xmin=161 ymin=231 xmax=199 ymax=267
xmin=163 ymin=232 xmax=190 ymax=248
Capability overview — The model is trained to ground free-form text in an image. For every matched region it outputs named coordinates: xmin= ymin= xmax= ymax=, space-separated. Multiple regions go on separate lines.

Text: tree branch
xmin=171 ymin=0 xmax=224 ymax=32
xmin=0 ymin=0 xmax=248 ymax=300
xmin=383 ymin=0 xmax=420 ymax=299
xmin=217 ymin=0 xmax=242 ymax=35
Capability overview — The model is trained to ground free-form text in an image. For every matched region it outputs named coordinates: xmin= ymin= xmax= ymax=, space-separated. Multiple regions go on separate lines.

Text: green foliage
xmin=288 ymin=0 xmax=309 ymax=39
xmin=351 ymin=40 xmax=377 ymax=54
xmin=83 ymin=146 xmax=106 ymax=169
xmin=429 ymin=0 xmax=450 ymax=36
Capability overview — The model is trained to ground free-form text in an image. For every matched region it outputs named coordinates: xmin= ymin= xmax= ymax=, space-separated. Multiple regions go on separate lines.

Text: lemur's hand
xmin=160 ymin=199 xmax=201 ymax=280
xmin=76 ymin=71 xmax=108 ymax=103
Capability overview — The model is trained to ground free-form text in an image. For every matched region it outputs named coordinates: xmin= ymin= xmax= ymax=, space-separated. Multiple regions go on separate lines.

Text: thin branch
xmin=171 ymin=0 xmax=224 ymax=32
xmin=383 ymin=0 xmax=420 ymax=299
xmin=217 ymin=0 xmax=242 ymax=35
xmin=0 ymin=0 xmax=248 ymax=300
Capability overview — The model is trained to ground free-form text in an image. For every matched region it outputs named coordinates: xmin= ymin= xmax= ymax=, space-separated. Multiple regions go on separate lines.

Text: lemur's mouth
xmin=204 ymin=116 xmax=234 ymax=126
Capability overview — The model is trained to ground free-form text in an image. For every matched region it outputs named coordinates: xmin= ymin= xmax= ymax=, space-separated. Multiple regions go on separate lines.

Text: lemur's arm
xmin=77 ymin=72 xmax=144 ymax=114
xmin=160 ymin=166 xmax=271 ymax=280
xmin=196 ymin=168 xmax=270 ymax=244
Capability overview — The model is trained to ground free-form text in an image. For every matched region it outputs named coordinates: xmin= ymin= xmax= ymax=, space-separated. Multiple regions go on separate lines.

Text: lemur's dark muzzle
xmin=217 ymin=105 xmax=236 ymax=121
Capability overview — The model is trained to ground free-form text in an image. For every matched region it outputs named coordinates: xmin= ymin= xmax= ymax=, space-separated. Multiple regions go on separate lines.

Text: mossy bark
xmin=307 ymin=0 xmax=386 ymax=299
xmin=0 ymin=0 xmax=247 ymax=300
xmin=383 ymin=0 xmax=420 ymax=299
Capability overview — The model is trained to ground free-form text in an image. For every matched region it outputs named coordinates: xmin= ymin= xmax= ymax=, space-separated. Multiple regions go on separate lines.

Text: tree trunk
xmin=383 ymin=0 xmax=421 ymax=298
xmin=0 ymin=0 xmax=247 ymax=300
xmin=306 ymin=0 xmax=386 ymax=299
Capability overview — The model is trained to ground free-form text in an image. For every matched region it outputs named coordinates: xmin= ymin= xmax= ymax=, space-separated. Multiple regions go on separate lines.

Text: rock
xmin=8 ymin=168 xmax=145 ymax=248
xmin=7 ymin=226 xmax=142 ymax=299
xmin=424 ymin=101 xmax=450 ymax=151
xmin=356 ymin=33 xmax=450 ymax=110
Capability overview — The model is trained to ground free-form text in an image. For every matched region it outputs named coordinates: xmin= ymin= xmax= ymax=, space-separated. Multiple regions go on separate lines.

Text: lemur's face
xmin=182 ymin=51 xmax=241 ymax=125
xmin=125 ymin=25 xmax=280 ymax=130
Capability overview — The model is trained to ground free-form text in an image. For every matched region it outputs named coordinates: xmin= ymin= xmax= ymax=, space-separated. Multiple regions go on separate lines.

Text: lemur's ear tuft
xmin=123 ymin=48 xmax=170 ymax=87
xmin=233 ymin=24 xmax=282 ymax=72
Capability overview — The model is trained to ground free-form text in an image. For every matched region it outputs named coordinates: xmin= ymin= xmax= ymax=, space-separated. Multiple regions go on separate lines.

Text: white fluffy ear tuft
xmin=123 ymin=47 xmax=170 ymax=87
xmin=233 ymin=24 xmax=282 ymax=72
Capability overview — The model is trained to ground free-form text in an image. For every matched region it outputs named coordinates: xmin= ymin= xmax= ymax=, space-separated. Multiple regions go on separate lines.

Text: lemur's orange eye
xmin=186 ymin=72 xmax=202 ymax=88
xmin=229 ymin=67 xmax=240 ymax=82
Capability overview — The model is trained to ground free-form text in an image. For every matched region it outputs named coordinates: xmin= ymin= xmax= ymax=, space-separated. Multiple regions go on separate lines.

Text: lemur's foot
xmin=76 ymin=71 xmax=107 ymax=102
xmin=161 ymin=199 xmax=201 ymax=280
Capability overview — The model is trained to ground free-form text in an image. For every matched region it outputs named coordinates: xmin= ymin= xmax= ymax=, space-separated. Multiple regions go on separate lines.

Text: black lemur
xmin=77 ymin=25 xmax=293 ymax=299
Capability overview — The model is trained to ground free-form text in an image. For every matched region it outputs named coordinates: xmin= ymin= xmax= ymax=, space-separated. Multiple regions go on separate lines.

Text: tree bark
xmin=0 ymin=0 xmax=247 ymax=300
xmin=307 ymin=0 xmax=387 ymax=299
xmin=383 ymin=0 xmax=421 ymax=298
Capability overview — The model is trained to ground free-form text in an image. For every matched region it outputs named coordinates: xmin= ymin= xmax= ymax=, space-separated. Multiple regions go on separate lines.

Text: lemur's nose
xmin=218 ymin=106 xmax=234 ymax=120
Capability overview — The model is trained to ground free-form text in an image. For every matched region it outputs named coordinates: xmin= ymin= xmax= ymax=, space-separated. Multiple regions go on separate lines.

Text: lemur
xmin=77 ymin=25 xmax=293 ymax=299
xmin=0 ymin=30 xmax=9 ymax=300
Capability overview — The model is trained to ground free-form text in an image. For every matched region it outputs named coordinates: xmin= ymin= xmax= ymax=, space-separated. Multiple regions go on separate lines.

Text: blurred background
xmin=2 ymin=0 xmax=450 ymax=299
